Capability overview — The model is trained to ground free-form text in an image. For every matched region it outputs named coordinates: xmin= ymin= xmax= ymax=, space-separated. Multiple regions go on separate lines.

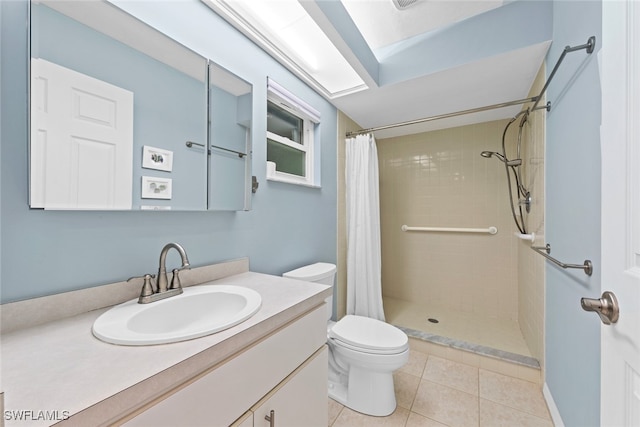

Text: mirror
xmin=208 ymin=62 xmax=253 ymax=211
xmin=29 ymin=1 xmax=212 ymax=210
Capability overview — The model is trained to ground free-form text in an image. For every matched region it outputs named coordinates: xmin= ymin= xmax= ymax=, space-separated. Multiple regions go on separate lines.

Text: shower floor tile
xmin=383 ymin=296 xmax=533 ymax=358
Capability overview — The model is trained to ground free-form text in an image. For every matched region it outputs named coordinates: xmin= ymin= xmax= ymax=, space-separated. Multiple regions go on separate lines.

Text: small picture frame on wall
xmin=142 ymin=146 xmax=173 ymax=172
xmin=141 ymin=176 xmax=172 ymax=199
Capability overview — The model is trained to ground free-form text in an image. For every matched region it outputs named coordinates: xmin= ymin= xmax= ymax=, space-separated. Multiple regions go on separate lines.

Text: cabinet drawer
xmin=124 ymin=304 xmax=326 ymax=427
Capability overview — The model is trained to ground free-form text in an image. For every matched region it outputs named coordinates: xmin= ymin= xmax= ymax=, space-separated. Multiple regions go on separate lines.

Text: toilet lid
xmin=329 ymin=315 xmax=408 ymax=352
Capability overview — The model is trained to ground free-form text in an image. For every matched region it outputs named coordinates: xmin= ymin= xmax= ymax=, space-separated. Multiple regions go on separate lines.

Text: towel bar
xmin=401 ymin=225 xmax=498 ymax=235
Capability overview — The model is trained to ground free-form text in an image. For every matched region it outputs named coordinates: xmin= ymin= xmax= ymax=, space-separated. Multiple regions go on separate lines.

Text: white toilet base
xmin=346 ymin=366 xmax=397 ymax=416
xmin=282 ymin=263 xmax=406 ymax=417
xmin=328 ymin=379 xmax=348 ymax=406
xmin=327 ymin=336 xmax=409 ymax=417
xmin=328 ymin=368 xmax=397 ymax=417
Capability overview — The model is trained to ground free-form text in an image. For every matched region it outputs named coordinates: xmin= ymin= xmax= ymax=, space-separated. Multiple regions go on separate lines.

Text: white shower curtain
xmin=345 ymin=133 xmax=385 ymax=321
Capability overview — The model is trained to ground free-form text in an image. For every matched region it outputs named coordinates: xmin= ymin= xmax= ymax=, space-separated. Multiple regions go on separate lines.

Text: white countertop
xmin=1 ymin=272 xmax=331 ymax=426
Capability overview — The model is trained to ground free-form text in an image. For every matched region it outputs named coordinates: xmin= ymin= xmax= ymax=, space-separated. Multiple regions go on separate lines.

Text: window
xmin=266 ymin=79 xmax=320 ymax=186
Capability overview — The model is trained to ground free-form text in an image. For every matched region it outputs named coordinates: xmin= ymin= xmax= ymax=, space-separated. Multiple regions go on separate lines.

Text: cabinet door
xmin=208 ymin=63 xmax=252 ymax=212
xmin=252 ymin=346 xmax=328 ymax=427
xmin=208 ymin=147 xmax=249 ymax=210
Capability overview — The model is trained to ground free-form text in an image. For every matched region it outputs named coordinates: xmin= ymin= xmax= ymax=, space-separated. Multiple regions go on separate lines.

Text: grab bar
xmin=401 ymin=225 xmax=498 ymax=235
xmin=210 ymin=144 xmax=247 ymax=158
xmin=186 ymin=141 xmax=247 ymax=158
xmin=185 ymin=141 xmax=205 ymax=149
xmin=531 ymin=244 xmax=593 ymax=276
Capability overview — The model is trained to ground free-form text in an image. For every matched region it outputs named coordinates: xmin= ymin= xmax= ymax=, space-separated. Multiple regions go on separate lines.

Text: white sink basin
xmin=92 ymin=285 xmax=262 ymax=345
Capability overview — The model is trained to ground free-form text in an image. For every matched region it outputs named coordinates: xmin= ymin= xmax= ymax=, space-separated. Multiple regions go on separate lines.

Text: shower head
xmin=480 ymin=151 xmax=522 ymax=167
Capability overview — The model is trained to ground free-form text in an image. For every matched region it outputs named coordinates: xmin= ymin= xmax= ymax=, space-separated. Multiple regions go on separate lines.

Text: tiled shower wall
xmin=377 ymin=120 xmax=521 ymax=321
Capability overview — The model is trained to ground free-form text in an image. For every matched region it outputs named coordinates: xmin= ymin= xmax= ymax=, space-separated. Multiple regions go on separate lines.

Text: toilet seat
xmin=329 ymin=315 xmax=408 ymax=354
xmin=330 ymin=337 xmax=409 ymax=356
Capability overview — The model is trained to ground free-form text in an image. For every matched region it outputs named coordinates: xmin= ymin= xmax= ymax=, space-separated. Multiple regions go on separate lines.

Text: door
xmin=600 ymin=1 xmax=640 ymax=425
xmin=30 ymin=58 xmax=134 ymax=209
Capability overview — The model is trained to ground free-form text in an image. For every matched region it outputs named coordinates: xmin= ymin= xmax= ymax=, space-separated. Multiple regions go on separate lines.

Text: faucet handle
xmin=169 ymin=268 xmax=184 ymax=291
xmin=128 ymin=274 xmax=155 ymax=298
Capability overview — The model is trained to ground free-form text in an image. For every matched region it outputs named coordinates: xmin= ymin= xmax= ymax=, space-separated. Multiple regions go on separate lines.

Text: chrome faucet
xmin=128 ymin=243 xmax=191 ymax=304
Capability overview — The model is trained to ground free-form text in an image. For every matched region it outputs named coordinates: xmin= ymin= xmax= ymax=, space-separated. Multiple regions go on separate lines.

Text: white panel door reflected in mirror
xmin=30 ymin=58 xmax=134 ymax=210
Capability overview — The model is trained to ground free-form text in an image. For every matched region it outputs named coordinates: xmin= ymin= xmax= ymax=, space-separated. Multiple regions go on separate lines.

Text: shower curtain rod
xmin=346 ymin=97 xmax=538 ymax=137
xmin=346 ymin=36 xmax=596 ymax=138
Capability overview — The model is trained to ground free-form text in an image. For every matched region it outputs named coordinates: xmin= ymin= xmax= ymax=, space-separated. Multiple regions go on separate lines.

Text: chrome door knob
xmin=581 ymin=291 xmax=619 ymax=325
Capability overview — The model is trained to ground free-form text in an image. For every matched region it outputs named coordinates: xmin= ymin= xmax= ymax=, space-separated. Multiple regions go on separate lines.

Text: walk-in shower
xmin=345 ymin=36 xmax=597 ymax=370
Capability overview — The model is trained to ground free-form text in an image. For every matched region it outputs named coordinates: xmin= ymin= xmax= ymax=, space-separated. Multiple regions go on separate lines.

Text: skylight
xmin=201 ymin=0 xmax=367 ymax=98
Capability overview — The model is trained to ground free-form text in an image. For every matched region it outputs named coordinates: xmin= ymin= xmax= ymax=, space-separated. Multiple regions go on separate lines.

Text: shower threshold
xmin=398 ymin=325 xmax=539 ymax=369
xmin=383 ymin=297 xmax=540 ymax=370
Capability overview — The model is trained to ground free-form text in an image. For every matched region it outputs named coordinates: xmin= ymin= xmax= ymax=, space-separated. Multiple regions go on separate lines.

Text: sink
xmin=92 ymin=285 xmax=262 ymax=345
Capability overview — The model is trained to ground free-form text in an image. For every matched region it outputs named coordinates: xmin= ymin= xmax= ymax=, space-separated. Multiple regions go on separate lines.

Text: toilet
xmin=283 ymin=262 xmax=409 ymax=417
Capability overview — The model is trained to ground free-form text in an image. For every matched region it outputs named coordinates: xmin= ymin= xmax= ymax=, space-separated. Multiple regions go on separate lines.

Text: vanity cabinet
xmin=122 ymin=304 xmax=327 ymax=427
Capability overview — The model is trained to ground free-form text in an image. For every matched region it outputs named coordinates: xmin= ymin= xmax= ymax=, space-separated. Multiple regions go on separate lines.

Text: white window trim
xmin=267 ymin=79 xmax=320 ymax=187
xmin=267 ymin=79 xmax=321 ymax=123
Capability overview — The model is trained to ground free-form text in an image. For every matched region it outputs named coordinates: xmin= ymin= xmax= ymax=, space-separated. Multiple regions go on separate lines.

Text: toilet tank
xmin=283 ymin=263 xmax=336 ymax=320
xmin=283 ymin=262 xmax=336 ymax=286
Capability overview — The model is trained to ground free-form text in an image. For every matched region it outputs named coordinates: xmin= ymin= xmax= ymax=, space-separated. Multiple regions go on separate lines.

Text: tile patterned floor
xmin=328 ymin=349 xmax=553 ymax=427
xmin=383 ymin=297 xmax=532 ymax=358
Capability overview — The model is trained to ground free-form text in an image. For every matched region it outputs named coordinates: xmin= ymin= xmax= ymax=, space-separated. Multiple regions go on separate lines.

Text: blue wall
xmin=545 ymin=1 xmax=602 ymax=425
xmin=0 ymin=0 xmax=337 ymax=303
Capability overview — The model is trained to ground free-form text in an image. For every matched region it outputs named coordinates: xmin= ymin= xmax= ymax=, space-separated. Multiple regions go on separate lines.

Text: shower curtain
xmin=345 ymin=133 xmax=385 ymax=321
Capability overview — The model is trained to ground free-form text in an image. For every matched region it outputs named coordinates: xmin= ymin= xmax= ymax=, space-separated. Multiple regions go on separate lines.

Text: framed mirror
xmin=208 ymin=62 xmax=253 ymax=211
xmin=29 ymin=0 xmax=208 ymax=210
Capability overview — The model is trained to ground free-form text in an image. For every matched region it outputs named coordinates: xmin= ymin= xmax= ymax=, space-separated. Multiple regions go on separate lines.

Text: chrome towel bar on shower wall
xmin=401 ymin=225 xmax=498 ymax=235
xmin=531 ymin=244 xmax=593 ymax=276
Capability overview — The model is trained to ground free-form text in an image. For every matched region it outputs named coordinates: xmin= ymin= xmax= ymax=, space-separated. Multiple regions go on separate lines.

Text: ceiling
xmin=210 ymin=0 xmax=553 ymax=139
xmin=341 ymin=0 xmax=504 ymax=52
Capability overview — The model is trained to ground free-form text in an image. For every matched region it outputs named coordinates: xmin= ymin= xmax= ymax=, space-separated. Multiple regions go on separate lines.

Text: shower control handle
xmin=581 ymin=291 xmax=619 ymax=325
xmin=518 ymin=193 xmax=532 ymax=213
